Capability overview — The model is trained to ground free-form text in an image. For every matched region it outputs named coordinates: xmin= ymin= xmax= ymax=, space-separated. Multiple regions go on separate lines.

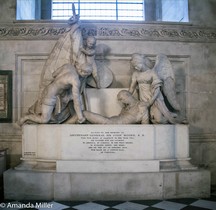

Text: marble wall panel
xmin=15 ymin=55 xmax=47 ymax=119
xmin=4 ymin=169 xmax=54 ymax=200
xmin=189 ymin=108 xmax=216 ymax=134
xmin=0 ymin=135 xmax=22 ymax=168
xmin=190 ymin=141 xmax=216 ymax=185
xmin=189 ymin=92 xmax=215 ymax=110
xmin=101 ymin=41 xmax=191 ymax=56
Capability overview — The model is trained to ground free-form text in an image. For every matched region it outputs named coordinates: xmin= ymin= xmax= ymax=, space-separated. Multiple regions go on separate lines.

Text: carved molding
xmin=82 ymin=23 xmax=216 ymax=43
xmin=190 ymin=133 xmax=216 ymax=142
xmin=0 ymin=24 xmax=71 ymax=40
xmin=0 ymin=22 xmax=216 ymax=42
xmin=0 ymin=134 xmax=22 ymax=142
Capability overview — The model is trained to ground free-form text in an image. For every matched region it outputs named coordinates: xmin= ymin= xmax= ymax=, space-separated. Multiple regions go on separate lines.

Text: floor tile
xmin=113 ymin=201 xmax=148 ymax=210
xmin=190 ymin=199 xmax=216 ymax=210
xmin=55 ymin=201 xmax=74 ymax=207
xmin=70 ymin=201 xmax=90 ymax=207
xmin=104 ymin=208 xmax=119 ymax=210
xmin=37 ymin=201 xmax=69 ymax=210
xmin=152 ymin=200 xmax=187 ymax=210
xmin=181 ymin=206 xmax=211 ymax=210
xmin=2 ymin=196 xmax=216 ymax=210
xmin=130 ymin=200 xmax=163 ymax=206
xmin=94 ymin=201 xmax=125 ymax=207
xmin=167 ymin=198 xmax=198 ymax=205
xmin=73 ymin=202 xmax=109 ymax=210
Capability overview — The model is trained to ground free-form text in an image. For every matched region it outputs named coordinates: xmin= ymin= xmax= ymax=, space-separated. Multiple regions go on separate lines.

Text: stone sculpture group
xmin=19 ymin=7 xmax=182 ymax=126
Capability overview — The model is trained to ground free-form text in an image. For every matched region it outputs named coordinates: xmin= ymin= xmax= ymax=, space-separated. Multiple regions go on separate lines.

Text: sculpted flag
xmin=26 ymin=4 xmax=113 ymax=123
xmin=28 ymin=6 xmax=83 ymax=122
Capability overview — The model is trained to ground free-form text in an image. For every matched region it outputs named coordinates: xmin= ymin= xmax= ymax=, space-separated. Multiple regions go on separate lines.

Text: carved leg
xmin=19 ymin=104 xmax=54 ymax=125
xmin=83 ymin=111 xmax=112 ymax=124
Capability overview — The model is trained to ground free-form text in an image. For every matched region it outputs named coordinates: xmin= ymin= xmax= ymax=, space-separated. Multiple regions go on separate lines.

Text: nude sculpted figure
xmin=84 ymin=90 xmax=149 ymax=124
xmin=19 ymin=63 xmax=93 ymax=125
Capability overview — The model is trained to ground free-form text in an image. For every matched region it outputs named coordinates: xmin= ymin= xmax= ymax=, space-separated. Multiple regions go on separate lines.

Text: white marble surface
xmin=4 ymin=169 xmax=210 ymax=200
xmin=20 ymin=124 xmax=194 ymax=172
xmin=86 ymin=88 xmax=125 ymax=117
xmin=61 ymin=124 xmax=155 ymax=160
xmin=22 ymin=124 xmax=189 ymax=162
xmin=56 ymin=160 xmax=160 ymax=172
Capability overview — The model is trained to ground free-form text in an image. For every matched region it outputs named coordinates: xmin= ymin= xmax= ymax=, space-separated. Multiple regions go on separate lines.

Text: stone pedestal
xmin=4 ymin=124 xmax=211 ymax=200
xmin=16 ymin=124 xmax=196 ymax=172
xmin=4 ymin=169 xmax=210 ymax=200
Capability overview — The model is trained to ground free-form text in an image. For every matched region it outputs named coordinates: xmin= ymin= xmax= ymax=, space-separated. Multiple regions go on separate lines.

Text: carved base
xmin=18 ymin=124 xmax=196 ymax=173
xmin=5 ymin=124 xmax=209 ymax=200
xmin=4 ymin=169 xmax=210 ymax=200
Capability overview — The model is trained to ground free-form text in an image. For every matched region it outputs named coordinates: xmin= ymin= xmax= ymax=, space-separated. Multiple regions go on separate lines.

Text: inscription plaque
xmin=70 ymin=131 xmax=143 ymax=154
xmin=62 ymin=125 xmax=155 ymax=160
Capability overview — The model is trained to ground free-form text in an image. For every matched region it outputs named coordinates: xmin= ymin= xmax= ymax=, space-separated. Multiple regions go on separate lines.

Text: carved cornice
xmin=0 ymin=23 xmax=71 ymax=40
xmin=0 ymin=22 xmax=216 ymax=42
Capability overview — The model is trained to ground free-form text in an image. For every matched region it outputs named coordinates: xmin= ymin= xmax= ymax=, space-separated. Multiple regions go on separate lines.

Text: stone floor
xmin=0 ymin=194 xmax=216 ymax=210
xmin=0 ymin=185 xmax=215 ymax=210
xmin=0 ymin=198 xmax=216 ymax=210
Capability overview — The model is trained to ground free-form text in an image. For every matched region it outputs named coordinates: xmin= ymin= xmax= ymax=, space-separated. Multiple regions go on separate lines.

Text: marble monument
xmin=4 ymin=5 xmax=210 ymax=200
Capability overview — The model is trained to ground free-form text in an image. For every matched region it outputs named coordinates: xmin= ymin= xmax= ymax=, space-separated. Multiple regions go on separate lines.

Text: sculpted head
xmin=117 ymin=90 xmax=134 ymax=104
xmin=86 ymin=36 xmax=96 ymax=49
xmin=76 ymin=63 xmax=93 ymax=77
xmin=131 ymin=53 xmax=154 ymax=71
